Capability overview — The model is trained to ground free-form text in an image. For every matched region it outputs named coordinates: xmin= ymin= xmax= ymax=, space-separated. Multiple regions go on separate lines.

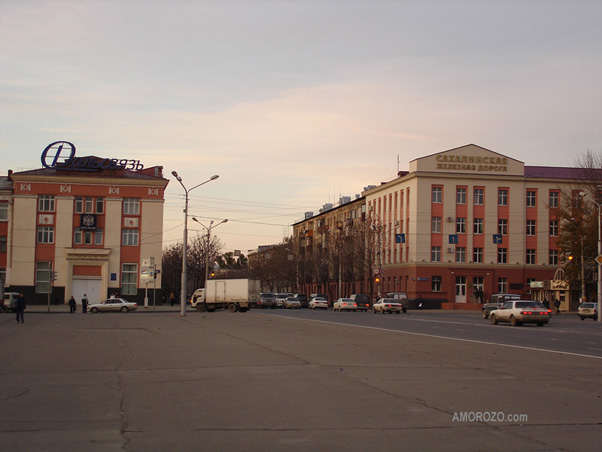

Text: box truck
xmin=190 ymin=279 xmax=260 ymax=313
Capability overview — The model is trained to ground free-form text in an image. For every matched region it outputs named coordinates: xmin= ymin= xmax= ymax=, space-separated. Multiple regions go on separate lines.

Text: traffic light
xmin=375 ymin=276 xmax=380 ymax=283
xmin=567 ymin=254 xmax=574 ymax=262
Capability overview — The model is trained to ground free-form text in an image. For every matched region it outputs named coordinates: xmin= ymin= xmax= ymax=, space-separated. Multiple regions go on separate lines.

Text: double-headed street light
xmin=582 ymin=189 xmax=602 ymax=323
xmin=172 ymin=172 xmax=219 ymax=317
xmin=192 ymin=217 xmax=228 ymax=285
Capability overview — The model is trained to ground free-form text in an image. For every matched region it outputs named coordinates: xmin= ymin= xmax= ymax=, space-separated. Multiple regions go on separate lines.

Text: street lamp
xmin=172 ymin=172 xmax=219 ymax=317
xmin=192 ymin=217 xmax=228 ymax=286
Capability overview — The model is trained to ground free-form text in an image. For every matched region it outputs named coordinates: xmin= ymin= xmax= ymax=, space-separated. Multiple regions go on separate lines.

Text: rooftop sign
xmin=41 ymin=141 xmax=144 ymax=172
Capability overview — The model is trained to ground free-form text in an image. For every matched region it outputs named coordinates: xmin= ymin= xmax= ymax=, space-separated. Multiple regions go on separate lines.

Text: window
xmin=526 ymin=220 xmax=536 ymax=236
xmin=456 ymin=218 xmax=466 ymax=234
xmin=85 ymin=197 xmax=94 ymax=213
xmin=37 ymin=226 xmax=54 ymax=244
xmin=549 ymin=191 xmax=559 ymax=208
xmin=432 ymin=217 xmax=442 ymax=233
xmin=432 ymin=186 xmax=442 ymax=203
xmin=96 ymin=197 xmax=104 ymax=214
xmin=473 ymin=218 xmax=483 ymax=234
xmin=497 ymin=248 xmax=507 ymax=264
xmin=456 ymin=188 xmax=467 ymax=204
xmin=0 ymin=267 xmax=5 ymax=286
xmin=572 ymin=191 xmax=584 ymax=208
xmin=38 ymin=195 xmax=55 ymax=212
xmin=526 ymin=190 xmax=536 ymax=207
xmin=549 ymin=220 xmax=559 ymax=237
xmin=123 ymin=198 xmax=140 ymax=215
xmin=456 ymin=247 xmax=466 ymax=263
xmin=432 ymin=276 xmax=442 ymax=292
xmin=36 ymin=261 xmax=51 ymax=293
xmin=526 ymin=249 xmax=536 ymax=265
xmin=498 ymin=277 xmax=508 ymax=293
xmin=75 ymin=197 xmax=83 ymax=213
xmin=122 ymin=229 xmax=139 ymax=246
xmin=431 ymin=246 xmax=441 ymax=262
xmin=474 ymin=188 xmax=484 ymax=205
xmin=121 ymin=264 xmax=138 ymax=296
xmin=498 ymin=219 xmax=508 ymax=235
xmin=0 ymin=203 xmax=8 ymax=221
xmin=95 ymin=228 xmax=104 ymax=245
xmin=549 ymin=249 xmax=559 ymax=265
xmin=0 ymin=236 xmax=6 ymax=253
xmin=498 ymin=189 xmax=508 ymax=206
xmin=473 ymin=247 xmax=483 ymax=263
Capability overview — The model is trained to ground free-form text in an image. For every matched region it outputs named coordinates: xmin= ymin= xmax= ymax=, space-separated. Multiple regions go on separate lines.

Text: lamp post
xmin=192 ymin=217 xmax=228 ymax=286
xmin=172 ymin=172 xmax=219 ymax=317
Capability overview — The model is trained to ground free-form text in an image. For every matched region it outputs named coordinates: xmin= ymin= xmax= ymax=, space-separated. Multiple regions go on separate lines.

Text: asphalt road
xmin=269 ymin=308 xmax=602 ymax=358
xmin=1 ymin=308 xmax=601 ymax=452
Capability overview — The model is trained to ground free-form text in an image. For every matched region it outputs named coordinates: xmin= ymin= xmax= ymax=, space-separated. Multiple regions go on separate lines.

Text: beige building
xmin=294 ymin=144 xmax=590 ymax=309
xmin=2 ymin=146 xmax=168 ymax=306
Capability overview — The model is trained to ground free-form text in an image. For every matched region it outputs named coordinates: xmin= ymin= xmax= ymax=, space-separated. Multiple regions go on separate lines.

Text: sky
xmin=1 ymin=0 xmax=601 ymax=255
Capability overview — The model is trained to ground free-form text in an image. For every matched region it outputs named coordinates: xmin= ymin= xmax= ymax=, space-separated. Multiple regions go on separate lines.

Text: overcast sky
xmin=1 ymin=0 xmax=601 ymax=254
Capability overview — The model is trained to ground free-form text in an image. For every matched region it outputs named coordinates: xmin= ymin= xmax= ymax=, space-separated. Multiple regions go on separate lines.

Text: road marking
xmin=271 ymin=314 xmax=602 ymax=360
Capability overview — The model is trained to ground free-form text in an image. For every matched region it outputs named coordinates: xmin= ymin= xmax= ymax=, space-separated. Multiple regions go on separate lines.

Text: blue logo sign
xmin=493 ymin=234 xmax=503 ymax=244
xmin=449 ymin=234 xmax=459 ymax=244
xmin=41 ymin=141 xmax=76 ymax=168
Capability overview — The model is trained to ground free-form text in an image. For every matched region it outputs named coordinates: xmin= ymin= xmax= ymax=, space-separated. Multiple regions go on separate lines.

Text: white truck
xmin=190 ymin=279 xmax=260 ymax=313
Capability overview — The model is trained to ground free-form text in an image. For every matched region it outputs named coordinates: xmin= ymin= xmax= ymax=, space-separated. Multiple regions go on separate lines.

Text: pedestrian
xmin=110 ymin=292 xmax=116 ymax=299
xmin=69 ymin=296 xmax=77 ymax=313
xmin=554 ymin=299 xmax=561 ymax=315
xmin=170 ymin=292 xmax=175 ymax=306
xmin=543 ymin=298 xmax=550 ymax=309
xmin=15 ymin=293 xmax=25 ymax=324
xmin=82 ymin=294 xmax=88 ymax=314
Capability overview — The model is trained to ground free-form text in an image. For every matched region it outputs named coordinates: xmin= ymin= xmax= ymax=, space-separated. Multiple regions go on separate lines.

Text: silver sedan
xmin=89 ymin=298 xmax=138 ymax=313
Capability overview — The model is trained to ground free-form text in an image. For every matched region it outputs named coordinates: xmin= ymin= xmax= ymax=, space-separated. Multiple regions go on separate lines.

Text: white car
xmin=89 ymin=298 xmax=138 ymax=313
xmin=309 ymin=297 xmax=328 ymax=310
xmin=283 ymin=297 xmax=302 ymax=309
xmin=333 ymin=298 xmax=357 ymax=312
xmin=490 ymin=300 xmax=551 ymax=326
xmin=373 ymin=298 xmax=404 ymax=314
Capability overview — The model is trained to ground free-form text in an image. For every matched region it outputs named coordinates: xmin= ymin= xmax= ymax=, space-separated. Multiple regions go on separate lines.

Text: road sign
xmin=596 ymin=255 xmax=602 ymax=265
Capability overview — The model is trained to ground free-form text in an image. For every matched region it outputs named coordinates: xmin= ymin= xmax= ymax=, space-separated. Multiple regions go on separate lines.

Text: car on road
xmin=482 ymin=293 xmax=522 ymax=319
xmin=309 ymin=297 xmax=328 ymax=310
xmin=350 ymin=294 xmax=370 ymax=311
xmin=333 ymin=298 xmax=357 ymax=312
xmin=373 ymin=298 xmax=405 ymax=314
xmin=89 ymin=298 xmax=138 ymax=313
xmin=578 ymin=302 xmax=598 ymax=320
xmin=295 ymin=294 xmax=308 ymax=308
xmin=283 ymin=297 xmax=302 ymax=309
xmin=260 ymin=293 xmax=277 ymax=309
xmin=275 ymin=293 xmax=291 ymax=308
xmin=489 ymin=300 xmax=552 ymax=326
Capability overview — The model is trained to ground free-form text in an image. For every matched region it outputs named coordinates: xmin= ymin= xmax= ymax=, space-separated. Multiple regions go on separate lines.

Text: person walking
xmin=15 ymin=293 xmax=25 ymax=324
xmin=554 ymin=299 xmax=561 ymax=315
xmin=82 ymin=294 xmax=88 ymax=314
xmin=69 ymin=296 xmax=77 ymax=313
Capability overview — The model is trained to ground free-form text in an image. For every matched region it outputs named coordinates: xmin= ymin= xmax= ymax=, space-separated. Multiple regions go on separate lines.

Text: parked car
xmin=309 ymin=297 xmax=328 ymax=310
xmin=1 ymin=292 xmax=20 ymax=313
xmin=489 ymin=300 xmax=552 ymax=326
xmin=260 ymin=292 xmax=277 ymax=309
xmin=373 ymin=298 xmax=404 ymax=314
xmin=482 ymin=293 xmax=521 ymax=319
xmin=88 ymin=298 xmax=138 ymax=313
xmin=578 ymin=302 xmax=598 ymax=321
xmin=350 ymin=294 xmax=370 ymax=311
xmin=275 ymin=293 xmax=290 ymax=308
xmin=333 ymin=298 xmax=357 ymax=312
xmin=295 ymin=294 xmax=308 ymax=308
xmin=284 ymin=297 xmax=302 ymax=309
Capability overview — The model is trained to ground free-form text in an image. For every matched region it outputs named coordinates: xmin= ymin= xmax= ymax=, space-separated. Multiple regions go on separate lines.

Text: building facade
xmin=1 ymin=148 xmax=168 ymax=306
xmin=293 ymin=144 xmax=592 ymax=309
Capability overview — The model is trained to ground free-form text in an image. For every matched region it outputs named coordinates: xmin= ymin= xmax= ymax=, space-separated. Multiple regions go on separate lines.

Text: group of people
xmin=68 ymin=294 xmax=89 ymax=313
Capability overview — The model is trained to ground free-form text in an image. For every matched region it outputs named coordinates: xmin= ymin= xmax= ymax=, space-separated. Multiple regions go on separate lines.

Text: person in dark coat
xmin=69 ymin=296 xmax=77 ymax=313
xmin=554 ymin=299 xmax=561 ymax=315
xmin=82 ymin=294 xmax=88 ymax=314
xmin=15 ymin=293 xmax=25 ymax=323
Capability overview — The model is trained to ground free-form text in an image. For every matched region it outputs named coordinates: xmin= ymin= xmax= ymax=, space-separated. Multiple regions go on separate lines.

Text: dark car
xmin=350 ymin=294 xmax=370 ymax=311
xmin=295 ymin=294 xmax=308 ymax=308
xmin=260 ymin=292 xmax=277 ymax=309
xmin=482 ymin=293 xmax=521 ymax=319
